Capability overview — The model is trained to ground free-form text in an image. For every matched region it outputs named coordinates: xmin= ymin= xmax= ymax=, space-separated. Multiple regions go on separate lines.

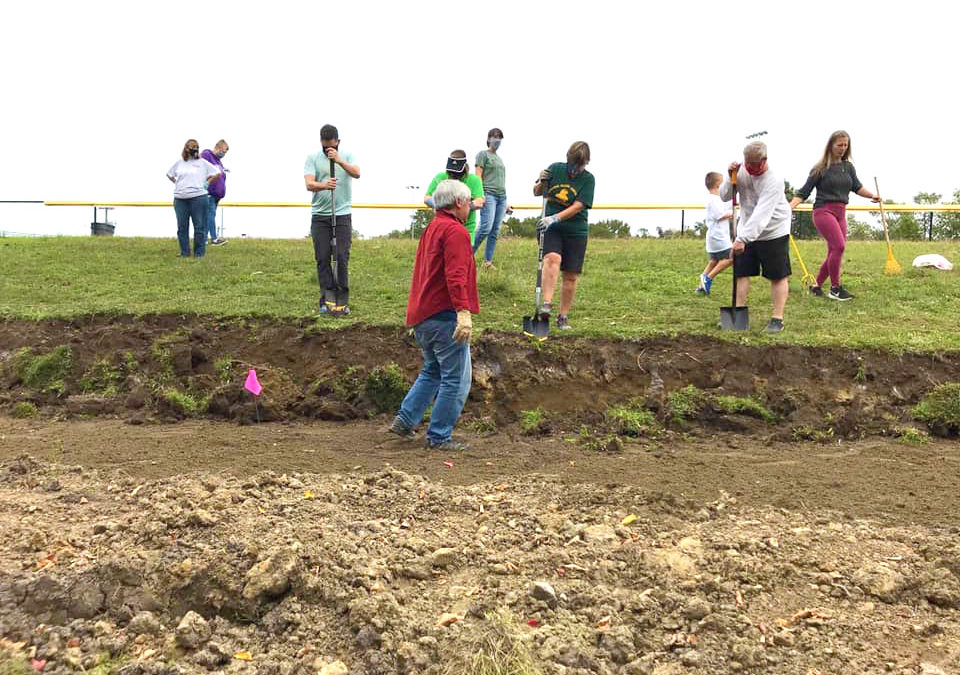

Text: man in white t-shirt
xmin=696 ymin=171 xmax=733 ymax=295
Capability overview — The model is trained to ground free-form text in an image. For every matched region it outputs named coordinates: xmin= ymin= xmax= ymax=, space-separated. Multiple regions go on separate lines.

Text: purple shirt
xmin=201 ymin=149 xmax=226 ymax=199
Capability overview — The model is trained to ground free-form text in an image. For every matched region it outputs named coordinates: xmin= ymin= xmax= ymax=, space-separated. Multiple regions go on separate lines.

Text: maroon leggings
xmin=813 ymin=202 xmax=846 ymax=288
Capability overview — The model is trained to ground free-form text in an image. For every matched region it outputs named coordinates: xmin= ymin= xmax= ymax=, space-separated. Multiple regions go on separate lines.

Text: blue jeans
xmin=396 ymin=314 xmax=472 ymax=445
xmin=473 ymin=192 xmax=507 ymax=261
xmin=174 ymin=196 xmax=207 ymax=257
xmin=206 ymin=195 xmax=220 ymax=241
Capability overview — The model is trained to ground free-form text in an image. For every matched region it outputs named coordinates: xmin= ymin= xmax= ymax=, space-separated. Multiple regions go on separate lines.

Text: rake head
xmin=884 ymin=253 xmax=902 ymax=276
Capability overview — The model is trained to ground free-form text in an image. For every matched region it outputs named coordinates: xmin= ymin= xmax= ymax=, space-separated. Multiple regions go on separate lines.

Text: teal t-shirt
xmin=425 ymin=172 xmax=484 ymax=238
xmin=543 ymin=162 xmax=595 ymax=237
xmin=475 ymin=150 xmax=506 ymax=196
xmin=304 ymin=150 xmax=355 ymax=216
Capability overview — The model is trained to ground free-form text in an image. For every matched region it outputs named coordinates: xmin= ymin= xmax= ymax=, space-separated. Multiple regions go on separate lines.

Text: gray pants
xmin=310 ymin=213 xmax=352 ymax=304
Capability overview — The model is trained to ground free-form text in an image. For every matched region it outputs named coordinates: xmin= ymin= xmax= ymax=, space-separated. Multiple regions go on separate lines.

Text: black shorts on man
xmin=542 ymin=230 xmax=588 ymax=274
xmin=733 ymin=234 xmax=790 ymax=280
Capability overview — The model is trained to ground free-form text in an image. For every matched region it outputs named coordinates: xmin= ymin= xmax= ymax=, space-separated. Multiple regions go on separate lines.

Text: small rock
xmin=93 ymin=620 xmax=115 ymax=637
xmin=175 ymin=611 xmax=211 ymax=650
xmin=187 ymin=509 xmax=218 ymax=527
xmin=530 ymin=581 xmax=557 ymax=603
xmin=356 ymin=625 xmax=382 ymax=650
xmin=682 ymin=598 xmax=712 ymax=620
xmin=582 ymin=525 xmax=617 ymax=544
xmin=430 ymin=548 xmax=457 ymax=568
xmin=242 ymin=544 xmax=301 ymax=601
xmin=317 ymin=660 xmax=349 ymax=675
xmin=127 ymin=612 xmax=162 ymax=635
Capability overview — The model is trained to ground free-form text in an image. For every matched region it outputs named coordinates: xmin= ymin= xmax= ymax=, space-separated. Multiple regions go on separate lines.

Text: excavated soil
xmin=2 ymin=316 xmax=960 ymax=675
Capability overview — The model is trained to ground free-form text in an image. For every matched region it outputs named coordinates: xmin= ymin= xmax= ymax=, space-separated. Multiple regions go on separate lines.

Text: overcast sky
xmin=2 ymin=0 xmax=958 ymax=237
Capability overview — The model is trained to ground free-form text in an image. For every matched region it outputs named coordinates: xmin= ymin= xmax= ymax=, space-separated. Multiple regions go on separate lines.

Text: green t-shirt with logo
xmin=425 ymin=172 xmax=484 ymax=238
xmin=543 ymin=162 xmax=595 ymax=237
xmin=475 ymin=150 xmax=506 ymax=197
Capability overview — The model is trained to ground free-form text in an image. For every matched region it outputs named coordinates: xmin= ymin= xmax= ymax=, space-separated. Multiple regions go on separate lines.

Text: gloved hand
xmin=537 ymin=214 xmax=561 ymax=233
xmin=538 ymin=169 xmax=552 ymax=183
xmin=426 ymin=197 xmax=435 ymax=208
xmin=453 ymin=310 xmax=472 ymax=343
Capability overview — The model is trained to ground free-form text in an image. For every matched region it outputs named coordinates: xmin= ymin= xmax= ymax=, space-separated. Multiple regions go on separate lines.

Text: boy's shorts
xmin=733 ymin=234 xmax=791 ymax=280
xmin=708 ymin=248 xmax=732 ymax=261
xmin=543 ymin=230 xmax=588 ymax=274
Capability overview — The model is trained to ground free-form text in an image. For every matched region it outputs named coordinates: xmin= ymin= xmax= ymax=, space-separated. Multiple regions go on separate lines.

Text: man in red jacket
xmin=389 ymin=180 xmax=480 ymax=450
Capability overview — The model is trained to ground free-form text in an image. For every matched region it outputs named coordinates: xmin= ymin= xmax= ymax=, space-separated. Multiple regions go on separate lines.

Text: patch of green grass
xmin=0 ymin=650 xmax=32 ymax=675
xmin=792 ymin=425 xmax=835 ymax=442
xmin=667 ymin=385 xmax=708 ymax=424
xmin=913 ymin=382 xmax=960 ymax=435
xmin=364 ymin=363 xmax=407 ymax=414
xmin=332 ymin=366 xmax=363 ymax=402
xmin=2 ymin=238 xmax=959 ymax=350
xmin=895 ymin=426 xmax=930 ymax=444
xmin=714 ymin=395 xmax=777 ymax=423
xmin=519 ymin=408 xmax=545 ymax=435
xmin=605 ymin=401 xmax=660 ymax=437
xmin=12 ymin=401 xmax=37 ymax=418
xmin=466 ymin=415 xmax=498 ymax=435
xmin=162 ymin=388 xmax=207 ymax=416
xmin=214 ymin=356 xmax=234 ymax=384
xmin=15 ymin=345 xmax=72 ymax=395
xmin=79 ymin=357 xmax=124 ymax=395
xmin=581 ymin=433 xmax=625 ymax=453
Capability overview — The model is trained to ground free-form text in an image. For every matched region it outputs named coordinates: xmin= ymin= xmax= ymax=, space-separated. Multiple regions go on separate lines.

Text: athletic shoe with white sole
xmin=702 ymin=274 xmax=713 ymax=295
xmin=765 ymin=318 xmax=785 ymax=333
xmin=828 ymin=286 xmax=853 ymax=301
xmin=556 ymin=314 xmax=571 ymax=330
xmin=209 ymin=237 xmax=228 ymax=246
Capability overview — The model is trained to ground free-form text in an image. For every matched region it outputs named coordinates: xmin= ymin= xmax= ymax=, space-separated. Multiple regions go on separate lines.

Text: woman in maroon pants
xmin=789 ymin=130 xmax=879 ymax=301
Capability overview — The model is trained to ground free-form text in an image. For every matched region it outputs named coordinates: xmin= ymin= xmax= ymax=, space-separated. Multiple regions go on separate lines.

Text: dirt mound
xmin=2 ymin=316 xmax=959 ymax=443
xmin=2 ymin=456 xmax=959 ymax=675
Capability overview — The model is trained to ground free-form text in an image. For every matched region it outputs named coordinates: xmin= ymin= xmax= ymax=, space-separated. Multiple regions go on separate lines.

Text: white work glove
xmin=453 ymin=310 xmax=473 ymax=343
xmin=537 ymin=214 xmax=561 ymax=234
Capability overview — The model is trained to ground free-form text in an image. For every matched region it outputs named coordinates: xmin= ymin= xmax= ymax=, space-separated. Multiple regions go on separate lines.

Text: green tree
xmin=846 ymin=215 xmax=877 ymax=240
xmin=386 ymin=208 xmax=432 ymax=239
xmin=589 ymin=219 xmax=631 ymax=238
xmin=501 ymin=216 xmax=539 ymax=238
xmin=784 ymin=180 xmax=815 ymax=239
xmin=932 ymin=189 xmax=960 ymax=240
xmin=882 ymin=199 xmax=923 ymax=240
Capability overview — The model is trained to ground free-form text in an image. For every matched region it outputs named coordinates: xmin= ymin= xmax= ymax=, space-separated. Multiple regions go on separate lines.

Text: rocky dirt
xmin=2 ymin=317 xmax=960 ymax=674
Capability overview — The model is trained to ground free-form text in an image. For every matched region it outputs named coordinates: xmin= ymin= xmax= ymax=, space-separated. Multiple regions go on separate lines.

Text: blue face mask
xmin=489 ymin=138 xmax=502 ymax=151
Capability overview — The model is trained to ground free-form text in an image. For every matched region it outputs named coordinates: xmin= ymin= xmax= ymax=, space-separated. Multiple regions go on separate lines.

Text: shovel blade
xmin=522 ymin=313 xmax=550 ymax=340
xmin=719 ymin=306 xmax=749 ymax=331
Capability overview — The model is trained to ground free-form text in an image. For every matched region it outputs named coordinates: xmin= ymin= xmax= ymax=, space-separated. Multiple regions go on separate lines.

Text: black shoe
xmin=556 ymin=314 xmax=572 ymax=330
xmin=388 ymin=417 xmax=416 ymax=439
xmin=809 ymin=285 xmax=823 ymax=297
xmin=765 ymin=318 xmax=784 ymax=333
xmin=828 ymin=286 xmax=853 ymax=301
xmin=427 ymin=439 xmax=468 ymax=451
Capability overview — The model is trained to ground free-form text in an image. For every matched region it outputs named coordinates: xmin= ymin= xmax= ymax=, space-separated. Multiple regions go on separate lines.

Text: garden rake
xmin=789 ymin=234 xmax=817 ymax=289
xmin=874 ymin=177 xmax=902 ymax=276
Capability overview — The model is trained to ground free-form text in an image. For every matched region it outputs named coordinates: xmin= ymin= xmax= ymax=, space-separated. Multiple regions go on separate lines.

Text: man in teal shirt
xmin=304 ymin=124 xmax=360 ymax=315
xmin=424 ymin=151 xmax=484 ymax=239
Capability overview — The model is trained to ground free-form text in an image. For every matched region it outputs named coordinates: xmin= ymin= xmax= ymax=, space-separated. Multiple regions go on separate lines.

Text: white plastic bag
xmin=912 ymin=254 xmax=953 ymax=271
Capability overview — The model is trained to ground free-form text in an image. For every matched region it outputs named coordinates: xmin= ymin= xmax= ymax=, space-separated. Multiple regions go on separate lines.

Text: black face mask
xmin=189 ymin=148 xmax=199 ymax=158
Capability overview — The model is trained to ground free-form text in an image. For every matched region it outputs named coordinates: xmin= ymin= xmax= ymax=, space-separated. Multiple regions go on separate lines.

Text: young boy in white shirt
xmin=696 ymin=172 xmax=733 ymax=295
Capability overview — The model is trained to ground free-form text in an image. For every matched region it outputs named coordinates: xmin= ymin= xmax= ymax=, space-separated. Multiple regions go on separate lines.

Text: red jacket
xmin=405 ymin=210 xmax=480 ymax=327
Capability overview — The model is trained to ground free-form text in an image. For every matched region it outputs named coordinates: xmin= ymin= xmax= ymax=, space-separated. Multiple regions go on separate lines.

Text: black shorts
xmin=542 ymin=231 xmax=588 ymax=274
xmin=733 ymin=234 xmax=791 ymax=280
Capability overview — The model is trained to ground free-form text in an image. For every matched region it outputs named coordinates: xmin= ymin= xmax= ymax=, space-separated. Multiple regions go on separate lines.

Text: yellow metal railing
xmin=42 ymin=201 xmax=960 ymax=213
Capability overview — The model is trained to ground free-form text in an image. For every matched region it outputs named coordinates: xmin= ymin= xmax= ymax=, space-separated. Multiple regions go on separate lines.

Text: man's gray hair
xmin=433 ymin=179 xmax=471 ymax=210
xmin=743 ymin=141 xmax=767 ymax=161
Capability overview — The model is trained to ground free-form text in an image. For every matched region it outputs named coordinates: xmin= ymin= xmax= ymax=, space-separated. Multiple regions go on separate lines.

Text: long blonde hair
xmin=811 ymin=130 xmax=852 ymax=176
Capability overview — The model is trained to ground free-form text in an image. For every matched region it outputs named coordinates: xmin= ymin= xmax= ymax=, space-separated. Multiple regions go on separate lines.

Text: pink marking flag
xmin=244 ymin=369 xmax=262 ymax=396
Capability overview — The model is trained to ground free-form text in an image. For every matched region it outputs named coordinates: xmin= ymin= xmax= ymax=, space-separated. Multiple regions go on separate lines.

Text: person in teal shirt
xmin=424 ymin=151 xmax=484 ymax=239
xmin=532 ymin=141 xmax=595 ymax=331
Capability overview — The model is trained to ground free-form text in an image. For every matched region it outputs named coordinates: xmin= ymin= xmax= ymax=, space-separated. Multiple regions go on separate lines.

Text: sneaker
xmin=556 ymin=314 xmax=571 ymax=330
xmin=482 ymin=260 xmax=496 ymax=270
xmin=809 ymin=285 xmax=824 ymax=297
xmin=388 ymin=417 xmax=416 ymax=439
xmin=695 ymin=286 xmax=707 ymax=296
xmin=702 ymin=274 xmax=713 ymax=295
xmin=318 ymin=302 xmax=331 ymax=315
xmin=209 ymin=237 xmax=228 ymax=246
xmin=332 ymin=305 xmax=351 ymax=316
xmin=540 ymin=301 xmax=552 ymax=316
xmin=427 ymin=438 xmax=468 ymax=451
xmin=828 ymin=286 xmax=853 ymax=301
xmin=765 ymin=318 xmax=785 ymax=333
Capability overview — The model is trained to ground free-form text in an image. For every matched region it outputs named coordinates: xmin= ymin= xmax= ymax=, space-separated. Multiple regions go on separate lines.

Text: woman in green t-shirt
xmin=532 ymin=141 xmax=595 ymax=330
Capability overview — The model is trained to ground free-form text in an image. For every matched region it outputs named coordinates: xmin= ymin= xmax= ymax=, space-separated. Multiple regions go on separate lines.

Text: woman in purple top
xmin=789 ymin=130 xmax=879 ymax=301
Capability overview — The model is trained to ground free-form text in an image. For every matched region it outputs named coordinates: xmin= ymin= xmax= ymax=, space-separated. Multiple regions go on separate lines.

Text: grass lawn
xmin=2 ymin=236 xmax=959 ymax=350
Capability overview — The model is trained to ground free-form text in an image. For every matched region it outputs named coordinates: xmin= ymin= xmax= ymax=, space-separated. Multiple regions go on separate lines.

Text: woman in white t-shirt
xmin=167 ymin=139 xmax=221 ymax=258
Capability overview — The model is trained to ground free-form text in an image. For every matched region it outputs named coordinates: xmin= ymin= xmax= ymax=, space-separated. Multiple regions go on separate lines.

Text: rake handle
xmin=874 ymin=177 xmax=893 ymax=247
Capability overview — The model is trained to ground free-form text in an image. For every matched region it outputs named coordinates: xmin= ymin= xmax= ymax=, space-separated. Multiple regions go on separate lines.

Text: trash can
xmin=91 ymin=222 xmax=115 ymax=236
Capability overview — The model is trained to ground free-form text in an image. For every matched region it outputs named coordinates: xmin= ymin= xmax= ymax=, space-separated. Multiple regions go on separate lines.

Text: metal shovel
xmin=522 ymin=198 xmax=550 ymax=340
xmin=720 ymin=170 xmax=749 ymax=330
xmin=323 ymin=157 xmax=348 ymax=314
